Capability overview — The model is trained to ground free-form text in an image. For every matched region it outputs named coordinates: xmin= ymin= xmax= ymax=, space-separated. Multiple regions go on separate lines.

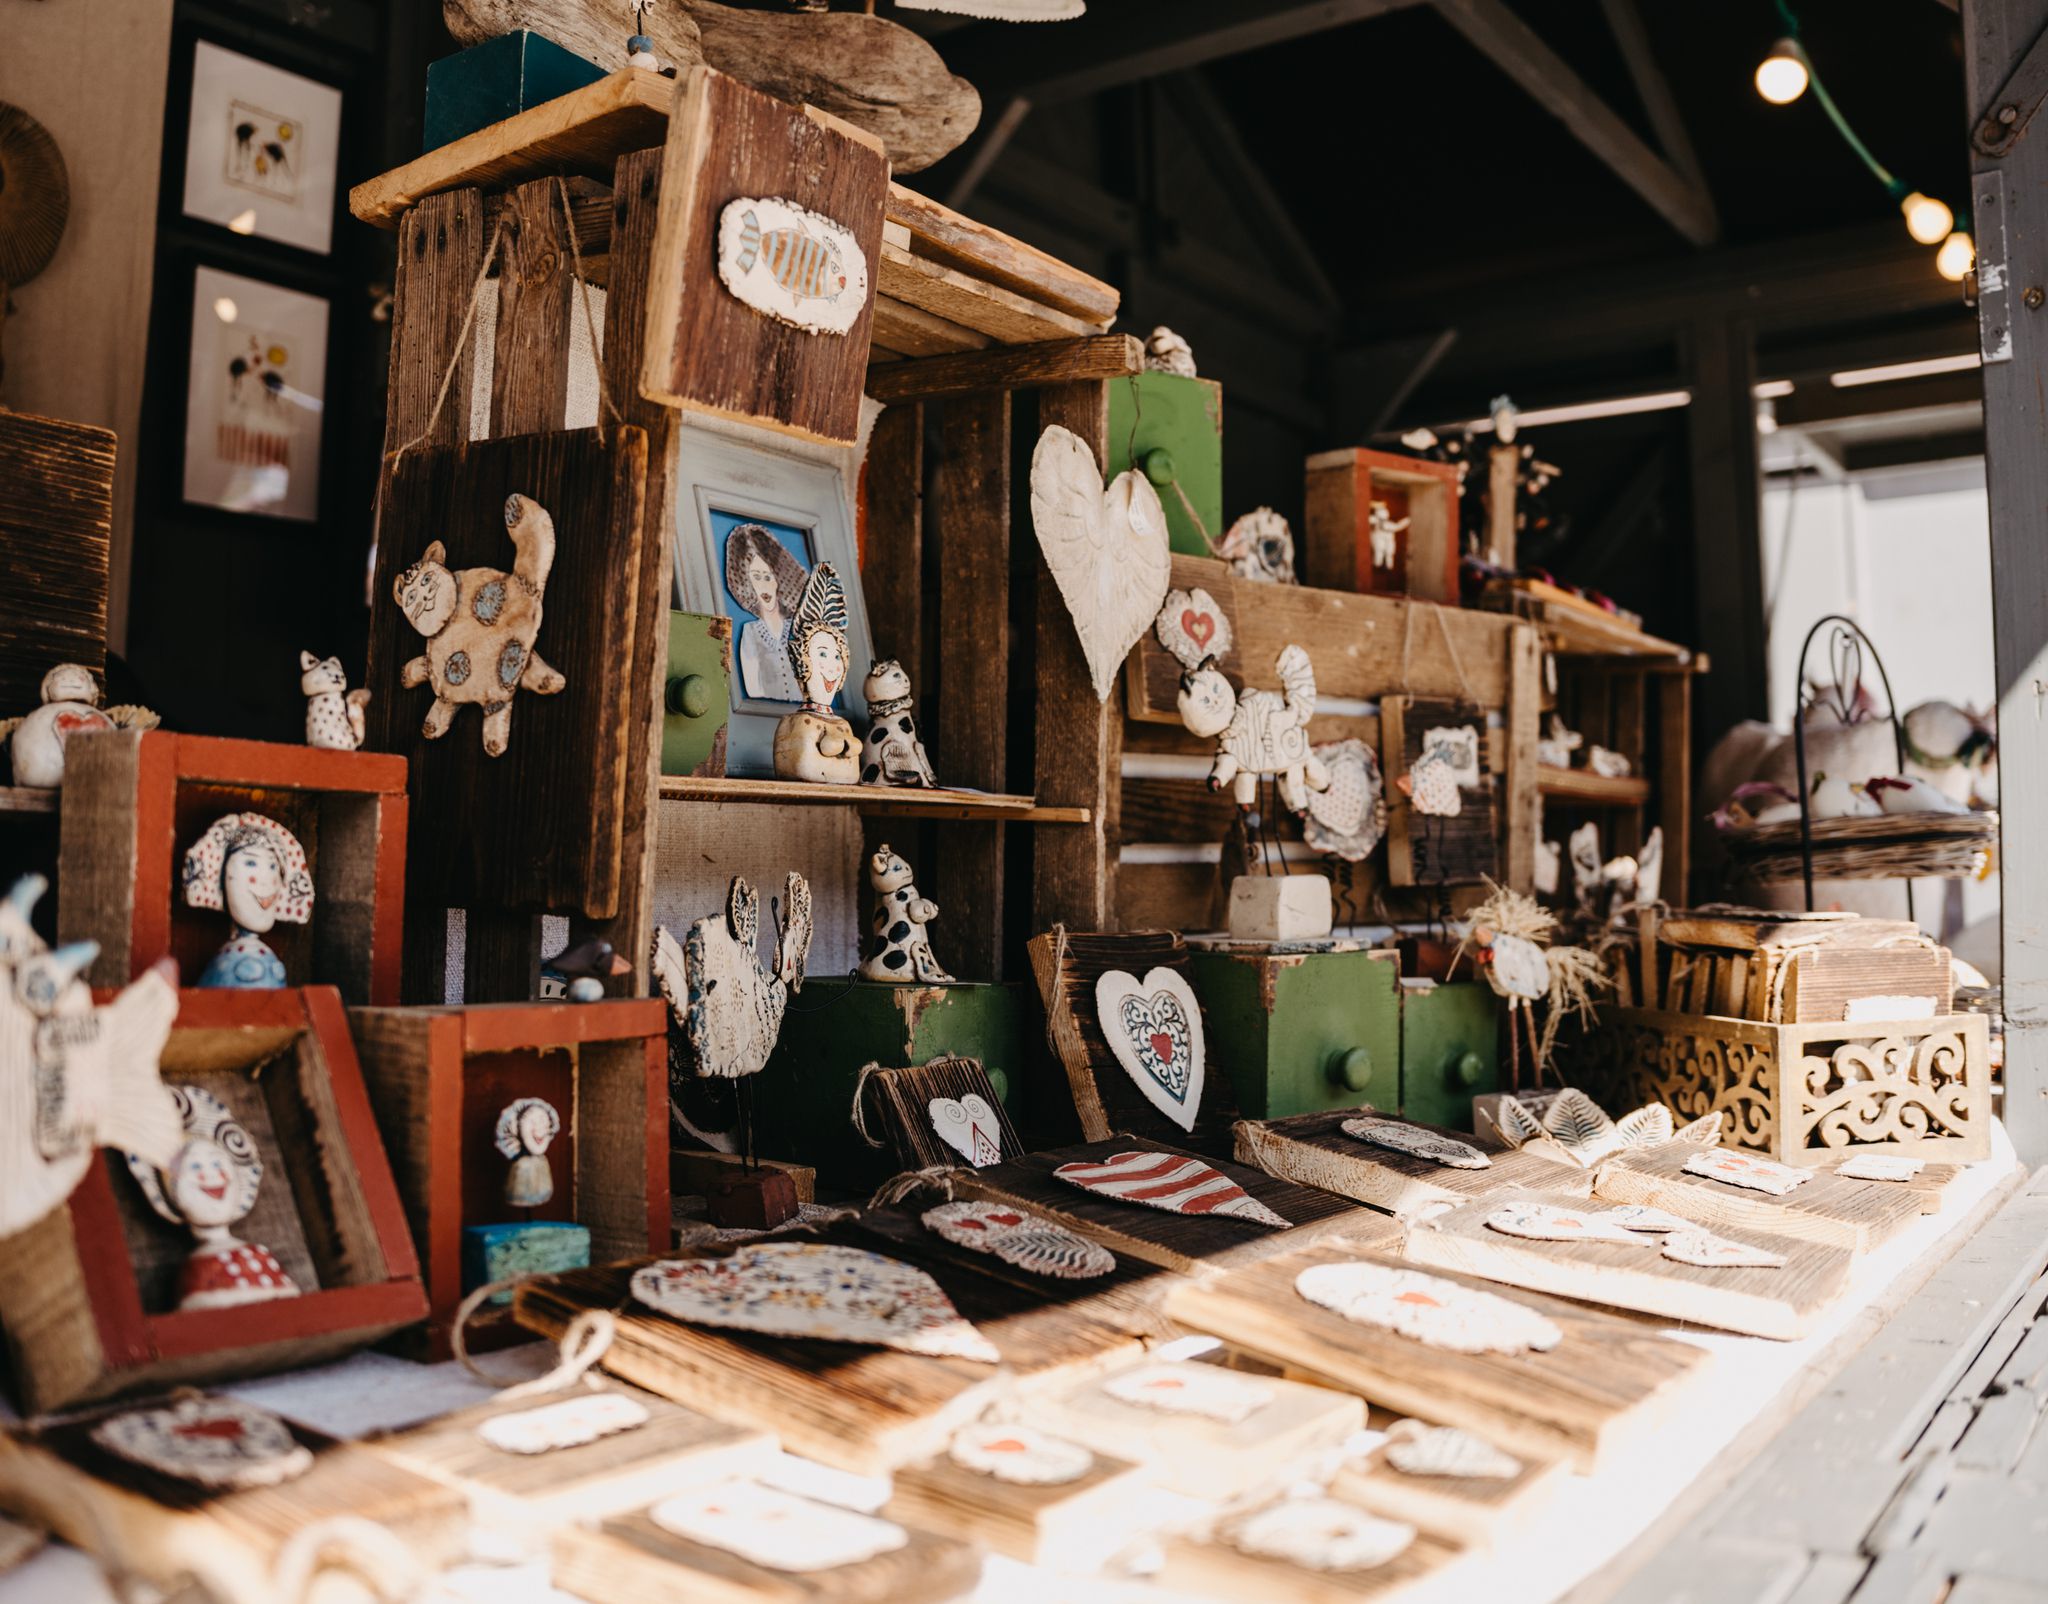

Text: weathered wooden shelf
xmin=1538 ymin=766 xmax=1653 ymax=806
xmin=658 ymin=775 xmax=1089 ymax=822
xmin=1485 ymin=578 xmax=1694 ymax=661
xmin=0 ymin=785 xmax=57 ymax=816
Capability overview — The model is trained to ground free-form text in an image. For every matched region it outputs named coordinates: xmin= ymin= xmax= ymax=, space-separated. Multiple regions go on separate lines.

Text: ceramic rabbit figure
xmin=299 ymin=652 xmax=370 ymax=750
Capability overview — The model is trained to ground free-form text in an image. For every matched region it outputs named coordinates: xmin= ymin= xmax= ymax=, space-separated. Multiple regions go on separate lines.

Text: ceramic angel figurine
xmin=1457 ymin=883 xmax=1606 ymax=1092
xmin=0 ymin=663 xmax=158 ymax=788
xmin=299 ymin=652 xmax=369 ymax=750
xmin=393 ymin=492 xmax=566 ymax=757
xmin=859 ymin=844 xmax=953 ymax=983
xmin=1178 ymin=646 xmax=1329 ymax=811
xmin=496 ymin=1097 xmax=560 ymax=1207
xmin=772 ymin=564 xmax=861 ymax=785
xmin=181 ymin=813 xmax=314 ymax=989
xmin=126 ymin=1084 xmax=300 ymax=1312
xmin=1367 ymin=500 xmax=1408 ymax=571
xmin=859 ymin=660 xmax=936 ymax=787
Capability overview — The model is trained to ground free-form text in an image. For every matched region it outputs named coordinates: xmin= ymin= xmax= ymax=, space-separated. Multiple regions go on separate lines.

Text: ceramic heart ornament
xmin=929 ymin=1094 xmax=1003 ymax=1167
xmin=1054 ymin=1150 xmax=1289 ymax=1228
xmin=948 ymin=1422 xmax=1095 ymax=1486
xmin=922 ymin=1200 xmax=1116 ymax=1280
xmin=1341 ymin=1116 xmax=1491 ymax=1171
xmin=1222 ymin=1497 xmax=1415 ymax=1572
xmin=91 ymin=1396 xmax=313 ymax=1490
xmin=1381 ymin=1422 xmax=1522 ymax=1481
xmin=1836 ymin=1153 xmax=1925 ymax=1182
xmin=631 ymin=1244 xmax=1000 ymax=1363
xmin=1153 ymin=586 xmax=1234 ymax=671
xmin=1303 ymin=738 xmax=1387 ymax=862
xmin=1294 ymin=1262 xmax=1562 ymax=1355
xmin=651 ymin=1481 xmax=907 ymax=1573
xmin=1661 ymin=1229 xmax=1787 ymax=1269
xmin=1094 ymin=967 xmax=1205 ymax=1133
xmin=1398 ymin=747 xmax=1463 ymax=817
xmin=1029 ymin=425 xmax=1172 ymax=702
xmin=1101 ymin=1362 xmax=1274 ymax=1424
xmin=1682 ymin=1149 xmax=1811 ymax=1196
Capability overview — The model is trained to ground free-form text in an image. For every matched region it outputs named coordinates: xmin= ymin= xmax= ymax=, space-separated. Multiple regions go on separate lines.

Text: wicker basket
xmin=1720 ymin=810 xmax=1996 ymax=883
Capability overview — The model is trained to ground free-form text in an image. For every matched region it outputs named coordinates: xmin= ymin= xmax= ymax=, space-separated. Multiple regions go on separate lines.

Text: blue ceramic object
xmin=197 ymin=929 xmax=287 ymax=989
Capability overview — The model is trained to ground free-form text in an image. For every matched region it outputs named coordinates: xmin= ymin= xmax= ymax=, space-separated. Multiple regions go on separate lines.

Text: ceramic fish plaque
xmin=1340 ymin=1116 xmax=1491 ymax=1171
xmin=1028 ymin=425 xmax=1172 ymax=702
xmin=1303 ymin=738 xmax=1388 ymax=862
xmin=631 ymin=1243 xmax=1000 ymax=1363
xmin=477 ymin=1394 xmax=650 ymax=1455
xmin=1094 ymin=967 xmax=1205 ymax=1132
xmin=1381 ymin=1422 xmax=1522 ymax=1481
xmin=1053 ymin=1150 xmax=1289 ymax=1228
xmin=651 ymin=1480 xmax=906 ymax=1573
xmin=1178 ymin=645 xmax=1329 ymax=811
xmin=1682 ymin=1149 xmax=1812 ymax=1196
xmin=1661 ymin=1229 xmax=1788 ymax=1269
xmin=1152 ymin=586 xmax=1234 ymax=671
xmin=1294 ymin=1263 xmax=1563 ymax=1355
xmin=947 ymin=1422 xmax=1094 ymax=1486
xmin=1222 ymin=1497 xmax=1414 ymax=1572
xmin=1836 ymin=1154 xmax=1925 ymax=1182
xmin=928 ymin=1094 xmax=1002 ymax=1166
xmin=717 ymin=197 xmax=869 ymax=337
xmin=92 ymin=1397 xmax=313 ymax=1490
xmin=1101 ymin=1362 xmax=1274 ymax=1425
xmin=181 ymin=811 xmax=314 ymax=989
xmin=922 ymin=1200 xmax=1116 ymax=1280
xmin=125 ymin=1084 xmax=302 ymax=1312
xmin=495 ymin=1096 xmax=560 ymax=1208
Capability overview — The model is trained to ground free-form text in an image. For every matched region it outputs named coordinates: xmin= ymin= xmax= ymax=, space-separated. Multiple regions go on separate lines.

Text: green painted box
xmin=1190 ymin=948 xmax=1403 ymax=1120
xmin=754 ymin=981 xmax=1028 ymax=1189
xmin=661 ymin=611 xmax=731 ymax=776
xmin=423 ymin=32 xmax=606 ymax=153
xmin=1396 ymin=980 xmax=1501 ymax=1130
xmin=1107 ymin=372 xmax=1223 ymax=558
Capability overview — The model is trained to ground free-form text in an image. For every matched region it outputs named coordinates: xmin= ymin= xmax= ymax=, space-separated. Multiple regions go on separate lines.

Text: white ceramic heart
xmin=1029 ymin=425 xmax=1172 ymax=702
xmin=1153 ymin=585 xmax=1233 ymax=670
xmin=928 ymin=1093 xmax=1002 ymax=1166
xmin=1094 ymin=966 xmax=1205 ymax=1133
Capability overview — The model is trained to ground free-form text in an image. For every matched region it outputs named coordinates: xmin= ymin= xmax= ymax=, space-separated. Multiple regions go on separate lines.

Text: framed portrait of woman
xmin=671 ymin=422 xmax=875 ymax=775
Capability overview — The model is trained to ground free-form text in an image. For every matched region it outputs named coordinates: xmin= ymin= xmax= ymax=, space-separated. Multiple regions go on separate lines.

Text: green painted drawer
xmin=1189 ymin=949 xmax=1403 ymax=1120
xmin=1397 ymin=981 xmax=1500 ymax=1130
xmin=1107 ymin=372 xmax=1223 ymax=558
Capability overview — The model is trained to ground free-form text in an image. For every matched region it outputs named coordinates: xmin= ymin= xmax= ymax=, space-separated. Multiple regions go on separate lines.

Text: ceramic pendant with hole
xmin=921 ymin=1200 xmax=1116 ymax=1280
xmin=475 ymin=1393 xmax=652 ymax=1456
xmin=716 ymin=197 xmax=869 ymax=336
xmin=1381 ymin=1422 xmax=1522 ymax=1481
xmin=1222 ymin=1497 xmax=1415 ymax=1572
xmin=651 ymin=1480 xmax=906 ymax=1573
xmin=1100 ymin=1362 xmax=1274 ymax=1424
xmin=1485 ymin=1201 xmax=1656 ymax=1247
xmin=1053 ymin=1150 xmax=1288 ymax=1227
xmin=947 ymin=1422 xmax=1095 ymax=1486
xmin=1094 ymin=968 xmax=1205 ymax=1132
xmin=1682 ymin=1149 xmax=1811 ymax=1196
xmin=927 ymin=1094 xmax=1002 ymax=1167
xmin=1340 ymin=1115 xmax=1491 ymax=1171
xmin=631 ymin=1243 xmax=1000 ymax=1362
xmin=1029 ymin=425 xmax=1172 ymax=702
xmin=92 ymin=1396 xmax=313 ymax=1490
xmin=1836 ymin=1154 xmax=1925 ymax=1182
xmin=1399 ymin=747 xmax=1463 ymax=817
xmin=1661 ymin=1229 xmax=1787 ymax=1269
xmin=1294 ymin=1262 xmax=1563 ymax=1354
xmin=1152 ymin=586 xmax=1233 ymax=669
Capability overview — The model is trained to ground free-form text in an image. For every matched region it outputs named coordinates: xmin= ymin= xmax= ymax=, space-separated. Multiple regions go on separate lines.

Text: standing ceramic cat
xmin=858 ymin=845 xmax=953 ymax=983
xmin=299 ymin=653 xmax=370 ymax=750
xmin=859 ymin=660 xmax=935 ymax=787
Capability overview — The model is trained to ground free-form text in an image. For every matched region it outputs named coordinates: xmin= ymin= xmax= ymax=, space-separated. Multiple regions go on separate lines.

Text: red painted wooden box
xmin=1302 ymin=447 xmax=1464 ymax=605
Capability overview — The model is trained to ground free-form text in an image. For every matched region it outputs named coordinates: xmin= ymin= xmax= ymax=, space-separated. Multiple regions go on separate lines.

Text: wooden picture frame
xmin=669 ymin=419 xmax=875 ymax=775
xmin=181 ymin=266 xmax=330 ymax=522
xmin=1303 ymin=447 xmax=1463 ymax=603
xmin=1381 ymin=694 xmax=1499 ymax=886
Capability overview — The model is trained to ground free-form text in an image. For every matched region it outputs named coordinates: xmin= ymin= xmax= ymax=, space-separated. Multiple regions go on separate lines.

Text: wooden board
xmin=553 ymin=1501 xmax=983 ymax=1604
xmin=1655 ymin=909 xmax=1900 ymax=953
xmin=1784 ymin=945 xmax=1955 ymax=1023
xmin=857 ymin=1057 xmax=1025 ymax=1174
xmin=1028 ymin=928 xmax=1240 ymax=1155
xmin=640 ymin=66 xmax=888 ymax=444
xmin=1400 ymin=1192 xmax=1853 ymax=1340
xmin=1591 ymin=1140 xmax=1926 ymax=1252
xmin=658 ymin=775 xmax=1082 ymax=822
xmin=1806 ymin=1151 xmax=1965 ymax=1214
xmin=862 ymin=335 xmax=1141 ymax=405
xmin=1330 ymin=1424 xmax=1567 ymax=1549
xmin=1156 ymin=1506 xmax=1470 ymax=1604
xmin=1383 ymin=695 xmax=1499 ymax=887
xmin=883 ymin=186 xmax=1117 ymax=327
xmin=1162 ymin=1240 xmax=1707 ymax=1472
xmin=0 ymin=407 xmax=112 ymax=713
xmin=364 ymin=427 xmax=646 ymax=920
xmin=954 ymin=1136 xmax=1381 ymax=1275
xmin=885 ymin=1437 xmax=1148 ymax=1566
xmin=1234 ymin=1109 xmax=1594 ymax=1222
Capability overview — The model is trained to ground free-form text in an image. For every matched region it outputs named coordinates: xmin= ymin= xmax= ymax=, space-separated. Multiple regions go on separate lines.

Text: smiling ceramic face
xmin=223 ymin=844 xmax=284 ymax=934
xmin=167 ymin=1136 xmax=248 ymax=1228
xmin=803 ymin=629 xmax=846 ymax=702
xmin=743 ymin=552 xmax=780 ymax=619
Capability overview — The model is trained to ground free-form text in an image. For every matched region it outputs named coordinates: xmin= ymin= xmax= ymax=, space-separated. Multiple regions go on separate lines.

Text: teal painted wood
xmin=1107 ymin=373 xmax=1223 ymax=558
xmin=1188 ymin=950 xmax=1402 ymax=1121
xmin=423 ymin=33 xmax=606 ymax=153
xmin=462 ymin=1220 xmax=590 ymax=1304
xmin=1397 ymin=981 xmax=1500 ymax=1130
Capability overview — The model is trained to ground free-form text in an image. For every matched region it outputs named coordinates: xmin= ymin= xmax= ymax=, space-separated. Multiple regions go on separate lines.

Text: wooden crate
xmin=1594 ymin=1006 xmax=1994 ymax=1165
xmin=0 ymin=989 xmax=427 ymax=1414
xmin=1302 ymin=447 xmax=1462 ymax=604
xmin=57 ymin=730 xmax=406 ymax=1006
xmin=349 ymin=999 xmax=669 ymax=1359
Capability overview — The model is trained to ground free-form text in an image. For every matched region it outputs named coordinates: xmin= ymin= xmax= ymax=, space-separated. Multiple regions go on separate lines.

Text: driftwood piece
xmin=440 ymin=0 xmax=979 ymax=172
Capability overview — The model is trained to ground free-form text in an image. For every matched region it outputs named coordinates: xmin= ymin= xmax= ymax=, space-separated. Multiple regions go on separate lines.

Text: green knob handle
xmin=1328 ymin=1046 xmax=1374 ymax=1093
xmin=667 ymin=674 xmax=712 ymax=718
xmin=1450 ymin=1050 xmax=1485 ymax=1089
xmin=986 ymin=1066 xmax=1010 ymax=1104
xmin=1141 ymin=447 xmax=1176 ymax=487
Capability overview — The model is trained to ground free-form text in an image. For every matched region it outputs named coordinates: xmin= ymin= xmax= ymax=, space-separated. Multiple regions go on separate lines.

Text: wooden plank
xmin=1658 ymin=668 xmax=1693 ymax=902
xmin=1505 ymin=622 xmax=1541 ymax=890
xmin=1156 ymin=1506 xmax=1468 ymax=1604
xmin=885 ymin=1437 xmax=1149 ymax=1567
xmin=488 ymin=176 xmax=578 ymax=440
xmin=878 ymin=242 xmax=1100 ymax=346
xmin=1783 ymin=946 xmax=1955 ymax=1023
xmin=885 ymin=185 xmax=1119 ymax=324
xmin=1330 ymin=1426 xmax=1568 ymax=1549
xmin=871 ymin=296 xmax=993 ymax=358
xmin=1538 ymin=767 xmax=1652 ymax=805
xmin=1383 ymin=695 xmax=1499 ymax=887
xmin=1162 ymin=1240 xmax=1707 ymax=1472
xmin=1235 ymin=1109 xmax=1593 ymax=1222
xmin=863 ymin=335 xmax=1142 ymax=405
xmin=1401 ymin=1191 xmax=1853 ymax=1340
xmin=657 ymin=776 xmax=1083 ymax=822
xmin=1592 ymin=1140 xmax=1925 ymax=1252
xmin=0 ymin=409 xmax=112 ymax=712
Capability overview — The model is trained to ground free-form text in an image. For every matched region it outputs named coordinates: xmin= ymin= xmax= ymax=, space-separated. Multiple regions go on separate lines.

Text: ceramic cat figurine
xmin=859 ymin=660 xmax=935 ymax=787
xmin=1178 ymin=644 xmax=1329 ymax=811
xmin=299 ymin=652 xmax=369 ymax=750
xmin=858 ymin=844 xmax=953 ymax=983
xmin=772 ymin=564 xmax=861 ymax=785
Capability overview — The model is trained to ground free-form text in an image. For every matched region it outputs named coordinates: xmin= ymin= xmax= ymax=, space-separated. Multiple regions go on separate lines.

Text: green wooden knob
xmin=1327 ymin=1046 xmax=1375 ymax=1093
xmin=666 ymin=674 xmax=712 ymax=718
xmin=1449 ymin=1050 xmax=1485 ymax=1088
xmin=1141 ymin=447 xmax=1177 ymax=487
xmin=987 ymin=1066 xmax=1010 ymax=1104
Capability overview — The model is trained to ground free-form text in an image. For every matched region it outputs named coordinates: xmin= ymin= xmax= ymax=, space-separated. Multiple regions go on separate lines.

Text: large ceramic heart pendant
xmin=1094 ymin=967 xmax=1206 ymax=1133
xmin=651 ymin=1480 xmax=906 ymax=1573
xmin=1054 ymin=1150 xmax=1288 ymax=1228
xmin=1294 ymin=1262 xmax=1562 ymax=1354
xmin=91 ymin=1396 xmax=313 ymax=1490
xmin=1153 ymin=585 xmax=1234 ymax=669
xmin=1660 ymin=1229 xmax=1787 ymax=1269
xmin=928 ymin=1093 xmax=1003 ymax=1167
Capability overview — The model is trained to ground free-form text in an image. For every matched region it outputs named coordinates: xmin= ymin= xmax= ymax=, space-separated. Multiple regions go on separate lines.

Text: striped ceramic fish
xmin=733 ymin=207 xmax=846 ymax=303
xmin=1053 ymin=1150 xmax=1288 ymax=1228
xmin=717 ymin=195 xmax=870 ymax=336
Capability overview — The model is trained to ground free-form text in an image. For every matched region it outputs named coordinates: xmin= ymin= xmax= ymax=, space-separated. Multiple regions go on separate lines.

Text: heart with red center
xmin=1093 ymin=966 xmax=1206 ymax=1133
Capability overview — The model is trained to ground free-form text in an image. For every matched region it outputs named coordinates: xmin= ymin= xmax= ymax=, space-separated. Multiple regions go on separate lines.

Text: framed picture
xmin=181 ymin=41 xmax=343 ymax=255
xmin=671 ymin=422 xmax=874 ymax=776
xmin=182 ymin=266 xmax=329 ymax=522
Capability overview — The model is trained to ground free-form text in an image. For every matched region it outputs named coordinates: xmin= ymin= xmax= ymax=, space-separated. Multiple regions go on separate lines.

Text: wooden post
xmin=1031 ymin=381 xmax=1120 ymax=933
xmin=1656 ymin=667 xmax=1693 ymax=905
xmin=1503 ymin=621 xmax=1541 ymax=891
xmin=1486 ymin=443 xmax=1519 ymax=568
xmin=1684 ymin=313 xmax=1766 ymax=742
xmin=1967 ymin=0 xmax=2048 ymax=1162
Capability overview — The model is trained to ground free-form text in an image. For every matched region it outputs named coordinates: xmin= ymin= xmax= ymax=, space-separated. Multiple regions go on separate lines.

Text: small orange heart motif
xmin=1181 ymin=609 xmax=1215 ymax=648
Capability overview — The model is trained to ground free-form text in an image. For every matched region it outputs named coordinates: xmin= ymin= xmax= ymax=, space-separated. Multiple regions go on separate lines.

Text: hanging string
xmin=1396 ymin=602 xmax=1479 ymax=708
xmin=451 ymin=1279 xmax=616 ymax=1399
xmin=850 ymin=1061 xmax=886 ymax=1148
xmin=1043 ymin=924 xmax=1070 ymax=1054
xmin=554 ymin=174 xmax=624 ymax=443
xmin=869 ymin=1165 xmax=959 ymax=1209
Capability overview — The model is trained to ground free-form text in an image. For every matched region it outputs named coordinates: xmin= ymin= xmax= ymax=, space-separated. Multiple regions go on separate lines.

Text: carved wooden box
xmin=1597 ymin=1006 xmax=1992 ymax=1165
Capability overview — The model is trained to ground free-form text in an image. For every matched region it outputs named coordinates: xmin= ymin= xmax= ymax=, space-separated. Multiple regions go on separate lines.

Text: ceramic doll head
xmin=864 ymin=659 xmax=911 ymax=704
xmin=166 ymin=1136 xmax=252 ymax=1229
xmin=785 ymin=563 xmax=852 ymax=711
xmin=40 ymin=662 xmax=100 ymax=707
xmin=183 ymin=813 xmax=313 ymax=935
xmin=495 ymin=1096 xmax=561 ymax=1208
xmin=1176 ymin=662 xmax=1237 ymax=740
xmin=394 ymin=541 xmax=459 ymax=638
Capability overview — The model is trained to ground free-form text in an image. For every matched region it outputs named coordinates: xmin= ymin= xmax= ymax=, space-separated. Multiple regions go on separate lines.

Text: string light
xmin=1754 ymin=38 xmax=1809 ymax=105
xmin=1936 ymin=227 xmax=1976 ymax=282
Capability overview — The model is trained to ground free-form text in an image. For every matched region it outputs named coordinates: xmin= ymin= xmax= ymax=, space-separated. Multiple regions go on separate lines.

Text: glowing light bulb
xmin=1901 ymin=192 xmax=1953 ymax=246
xmin=1936 ymin=230 xmax=1976 ymax=282
xmin=213 ymin=297 xmax=238 ymax=324
xmin=1755 ymin=39 xmax=1809 ymax=104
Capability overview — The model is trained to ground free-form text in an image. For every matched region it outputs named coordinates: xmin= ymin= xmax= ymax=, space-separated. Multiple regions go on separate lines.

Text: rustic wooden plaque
xmin=1163 ymin=1241 xmax=1705 ymax=1473
xmin=1156 ymin=1497 xmax=1469 ymax=1604
xmin=1806 ymin=1150 xmax=1964 ymax=1214
xmin=1382 ymin=696 xmax=1498 ymax=887
xmin=886 ymin=1435 xmax=1148 ymax=1567
xmin=1330 ymin=1423 xmax=1566 ymax=1549
xmin=1401 ymin=1192 xmax=1852 ymax=1341
xmin=0 ymin=408 xmax=113 ymax=712
xmin=1591 ymin=1139 xmax=1924 ymax=1252
xmin=858 ymin=1056 xmax=1024 ymax=1173
xmin=640 ymin=67 xmax=889 ymax=444
xmin=364 ymin=426 xmax=647 ymax=917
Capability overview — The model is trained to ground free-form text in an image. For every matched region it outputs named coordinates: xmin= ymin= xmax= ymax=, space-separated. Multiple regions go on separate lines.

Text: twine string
xmin=451 ymin=1279 xmax=616 ymax=1400
xmin=850 ymin=1061 xmax=886 ymax=1149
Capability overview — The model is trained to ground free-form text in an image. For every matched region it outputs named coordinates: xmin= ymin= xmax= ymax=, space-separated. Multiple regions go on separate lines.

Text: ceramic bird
xmin=1809 ymin=772 xmax=1883 ymax=819
xmin=0 ymin=663 xmax=159 ymax=788
xmin=542 ymin=936 xmax=633 ymax=1003
xmin=653 ymin=873 xmax=813 ymax=1081
xmin=1398 ymin=747 xmax=1463 ymax=817
xmin=1711 ymin=781 xmax=1800 ymax=830
xmin=0 ymin=875 xmax=182 ymax=1240
xmin=1864 ymin=775 xmax=1971 ymax=817
xmin=1476 ymin=929 xmax=1551 ymax=1003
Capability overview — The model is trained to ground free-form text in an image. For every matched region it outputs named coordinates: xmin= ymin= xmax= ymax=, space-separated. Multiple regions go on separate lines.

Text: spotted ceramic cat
xmin=299 ymin=652 xmax=370 ymax=750
xmin=857 ymin=844 xmax=953 ymax=983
